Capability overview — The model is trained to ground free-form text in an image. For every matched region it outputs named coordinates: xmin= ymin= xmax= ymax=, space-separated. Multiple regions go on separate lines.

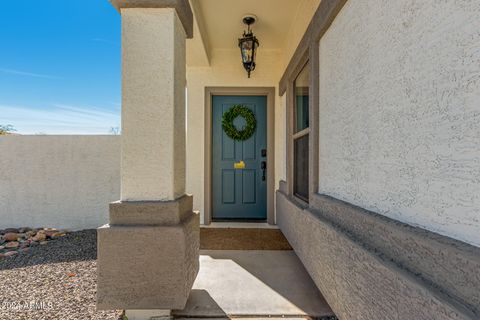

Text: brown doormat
xmin=200 ymin=228 xmax=293 ymax=250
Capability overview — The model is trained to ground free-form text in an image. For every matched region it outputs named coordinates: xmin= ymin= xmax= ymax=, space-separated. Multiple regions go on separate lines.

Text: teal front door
xmin=212 ymin=95 xmax=267 ymax=220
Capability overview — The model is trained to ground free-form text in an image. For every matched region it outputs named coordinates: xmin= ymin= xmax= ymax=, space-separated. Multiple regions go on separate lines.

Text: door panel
xmin=242 ymin=170 xmax=256 ymax=204
xmin=212 ymin=95 xmax=267 ymax=220
xmin=221 ymin=169 xmax=236 ymax=204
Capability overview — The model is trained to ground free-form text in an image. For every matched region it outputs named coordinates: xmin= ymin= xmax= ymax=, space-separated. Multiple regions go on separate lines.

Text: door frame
xmin=204 ymin=87 xmax=276 ymax=225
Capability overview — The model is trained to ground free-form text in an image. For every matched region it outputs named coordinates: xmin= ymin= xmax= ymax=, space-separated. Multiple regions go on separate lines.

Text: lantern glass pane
xmin=241 ymin=41 xmax=253 ymax=63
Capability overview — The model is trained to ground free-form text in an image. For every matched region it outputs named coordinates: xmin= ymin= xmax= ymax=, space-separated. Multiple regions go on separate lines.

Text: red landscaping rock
xmin=45 ymin=231 xmax=57 ymax=238
xmin=50 ymin=232 xmax=66 ymax=239
xmin=5 ymin=241 xmax=20 ymax=249
xmin=3 ymin=233 xmax=18 ymax=241
xmin=26 ymin=231 xmax=36 ymax=238
xmin=32 ymin=233 xmax=46 ymax=242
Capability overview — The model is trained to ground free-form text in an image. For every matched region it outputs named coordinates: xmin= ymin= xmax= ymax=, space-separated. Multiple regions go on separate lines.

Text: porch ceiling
xmin=187 ymin=0 xmax=310 ymax=66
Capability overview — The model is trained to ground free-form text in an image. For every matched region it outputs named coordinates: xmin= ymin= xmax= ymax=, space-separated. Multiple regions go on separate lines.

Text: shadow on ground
xmin=173 ymin=289 xmax=228 ymax=318
xmin=175 ymin=250 xmax=335 ymax=318
xmin=0 ymin=229 xmax=97 ymax=270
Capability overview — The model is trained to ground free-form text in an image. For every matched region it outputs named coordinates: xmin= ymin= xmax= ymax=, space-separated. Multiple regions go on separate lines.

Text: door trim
xmin=204 ymin=87 xmax=275 ymax=225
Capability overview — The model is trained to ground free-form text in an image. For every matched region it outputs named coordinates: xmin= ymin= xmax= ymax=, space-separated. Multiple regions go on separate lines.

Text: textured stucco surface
xmin=318 ymin=0 xmax=480 ymax=246
xmin=276 ymin=191 xmax=477 ymax=320
xmin=121 ymin=8 xmax=186 ymax=201
xmin=109 ymin=195 xmax=193 ymax=226
xmin=311 ymin=193 xmax=480 ymax=317
xmin=97 ymin=210 xmax=199 ymax=310
xmin=0 ymin=136 xmax=120 ymax=230
xmin=110 ymin=0 xmax=194 ymax=38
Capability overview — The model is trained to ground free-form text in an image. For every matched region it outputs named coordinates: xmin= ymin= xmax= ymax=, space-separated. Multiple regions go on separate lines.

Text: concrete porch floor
xmin=172 ymin=250 xmax=335 ymax=318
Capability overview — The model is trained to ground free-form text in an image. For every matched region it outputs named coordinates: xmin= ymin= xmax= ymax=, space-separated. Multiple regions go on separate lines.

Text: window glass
xmin=293 ymin=62 xmax=310 ymax=202
xmin=294 ymin=65 xmax=309 ymax=132
xmin=294 ymin=134 xmax=309 ymax=201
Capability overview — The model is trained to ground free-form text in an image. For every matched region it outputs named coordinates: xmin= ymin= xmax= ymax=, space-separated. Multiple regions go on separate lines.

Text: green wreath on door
xmin=222 ymin=105 xmax=257 ymax=141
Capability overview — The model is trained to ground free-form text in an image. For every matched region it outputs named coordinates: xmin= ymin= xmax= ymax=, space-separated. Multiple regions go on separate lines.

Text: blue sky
xmin=0 ymin=0 xmax=121 ymax=134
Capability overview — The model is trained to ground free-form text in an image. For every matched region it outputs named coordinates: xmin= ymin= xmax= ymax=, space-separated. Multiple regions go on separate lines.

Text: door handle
xmin=261 ymin=161 xmax=267 ymax=181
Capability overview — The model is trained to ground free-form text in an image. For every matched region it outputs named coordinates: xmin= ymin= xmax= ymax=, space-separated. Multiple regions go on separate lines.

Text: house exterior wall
xmin=277 ymin=0 xmax=480 ymax=318
xmin=318 ymin=0 xmax=480 ymax=247
xmin=0 ymin=136 xmax=120 ymax=230
xmin=186 ymin=49 xmax=284 ymax=223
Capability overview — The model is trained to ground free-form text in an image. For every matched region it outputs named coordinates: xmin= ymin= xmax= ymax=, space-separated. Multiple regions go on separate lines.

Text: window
xmin=293 ymin=63 xmax=309 ymax=202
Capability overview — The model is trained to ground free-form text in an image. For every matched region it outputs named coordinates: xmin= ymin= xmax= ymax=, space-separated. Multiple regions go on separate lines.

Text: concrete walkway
xmin=173 ymin=250 xmax=334 ymax=318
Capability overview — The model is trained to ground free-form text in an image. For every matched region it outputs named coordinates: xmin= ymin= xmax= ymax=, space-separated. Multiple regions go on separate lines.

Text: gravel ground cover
xmin=0 ymin=230 xmax=121 ymax=320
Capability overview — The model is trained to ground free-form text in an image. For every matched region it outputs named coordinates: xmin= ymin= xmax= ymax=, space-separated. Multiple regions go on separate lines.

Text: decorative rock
xmin=19 ymin=227 xmax=32 ymax=233
xmin=26 ymin=231 xmax=36 ymax=238
xmin=51 ymin=232 xmax=66 ymax=239
xmin=0 ymin=245 xmax=5 ymax=250
xmin=4 ymin=251 xmax=18 ymax=257
xmin=4 ymin=228 xmax=19 ymax=234
xmin=5 ymin=241 xmax=20 ymax=249
xmin=17 ymin=233 xmax=27 ymax=239
xmin=20 ymin=248 xmax=29 ymax=253
xmin=3 ymin=233 xmax=18 ymax=241
xmin=0 ymin=253 xmax=4 ymax=259
xmin=40 ymin=241 xmax=48 ymax=245
xmin=20 ymin=242 xmax=30 ymax=249
xmin=32 ymin=233 xmax=46 ymax=242
xmin=45 ymin=230 xmax=57 ymax=238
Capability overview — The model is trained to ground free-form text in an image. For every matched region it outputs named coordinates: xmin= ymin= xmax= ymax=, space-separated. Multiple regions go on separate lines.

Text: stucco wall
xmin=318 ymin=0 xmax=480 ymax=246
xmin=186 ymin=49 xmax=285 ymax=223
xmin=277 ymin=191 xmax=477 ymax=320
xmin=0 ymin=136 xmax=120 ymax=230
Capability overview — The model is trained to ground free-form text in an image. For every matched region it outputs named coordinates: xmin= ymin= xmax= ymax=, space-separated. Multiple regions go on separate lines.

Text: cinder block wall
xmin=0 ymin=135 xmax=120 ymax=230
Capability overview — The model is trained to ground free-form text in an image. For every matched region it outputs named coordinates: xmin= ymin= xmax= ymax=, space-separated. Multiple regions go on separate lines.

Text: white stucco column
xmin=97 ymin=1 xmax=199 ymax=313
xmin=121 ymin=8 xmax=186 ymax=201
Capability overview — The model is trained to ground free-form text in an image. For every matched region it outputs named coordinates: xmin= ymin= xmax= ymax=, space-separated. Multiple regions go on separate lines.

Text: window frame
xmin=287 ymin=59 xmax=311 ymax=204
xmin=279 ymin=0 xmax=344 ymax=208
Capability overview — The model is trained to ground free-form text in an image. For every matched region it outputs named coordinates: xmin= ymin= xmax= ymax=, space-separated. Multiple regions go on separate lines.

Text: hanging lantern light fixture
xmin=238 ymin=15 xmax=259 ymax=78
